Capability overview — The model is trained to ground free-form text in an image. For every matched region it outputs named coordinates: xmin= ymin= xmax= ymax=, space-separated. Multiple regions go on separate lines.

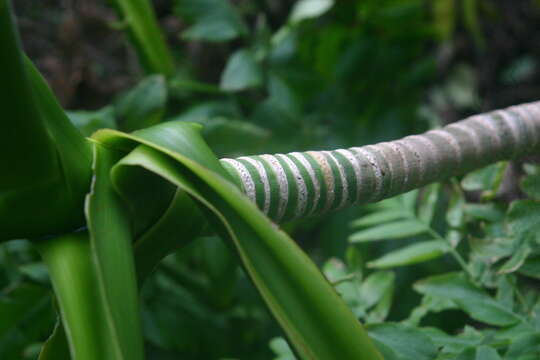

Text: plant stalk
xmin=221 ymin=101 xmax=540 ymax=222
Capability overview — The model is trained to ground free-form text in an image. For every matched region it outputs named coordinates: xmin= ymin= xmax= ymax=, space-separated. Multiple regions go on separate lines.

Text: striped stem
xmin=220 ymin=101 xmax=540 ymax=223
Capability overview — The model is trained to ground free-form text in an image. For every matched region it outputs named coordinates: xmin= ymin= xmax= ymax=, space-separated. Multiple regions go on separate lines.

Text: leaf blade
xmin=367 ymin=240 xmax=448 ymax=269
xmin=92 ymin=122 xmax=383 ymax=360
xmin=350 ymin=220 xmax=428 ymax=243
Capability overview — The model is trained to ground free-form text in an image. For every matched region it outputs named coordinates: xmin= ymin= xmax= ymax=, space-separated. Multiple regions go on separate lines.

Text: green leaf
xmin=521 ymin=172 xmax=540 ymax=199
xmin=289 ymin=0 xmax=334 ymax=23
xmin=38 ymin=318 xmax=70 ymax=360
xmin=414 ymin=272 xmax=521 ymax=326
xmin=358 ymin=271 xmax=395 ymax=310
xmin=456 ymin=346 xmax=502 ymax=360
xmin=0 ymin=3 xmax=91 ymax=241
xmin=0 ymin=283 xmax=49 ymax=339
xmin=406 ymin=296 xmax=458 ymax=326
xmin=132 ymin=190 xmax=204 ymax=282
xmin=198 ymin=117 xmax=270 ymax=157
xmin=518 ymin=256 xmax=540 ymax=280
xmin=368 ymin=338 xmax=400 ymax=360
xmin=505 ymin=332 xmax=540 ymax=359
xmin=323 ymin=257 xmax=350 ymax=283
xmin=37 ymin=233 xmax=118 ymax=360
xmin=269 ymin=337 xmax=296 ymax=360
xmin=367 ymin=240 xmax=448 ymax=269
xmin=322 ymin=259 xmax=366 ymax=318
xmin=85 ymin=145 xmax=145 ymax=360
xmin=507 ymin=200 xmax=540 ymax=237
xmin=456 ymin=347 xmax=476 ymax=360
xmin=199 ymin=236 xmax=237 ymax=305
xmin=461 ymin=162 xmax=506 ymax=192
xmin=67 ymin=106 xmax=116 ymax=136
xmin=501 ymin=56 xmax=538 ymax=85
xmin=176 ymin=0 xmax=248 ymax=42
xmin=497 ymin=243 xmax=531 ymax=274
xmin=463 ymin=0 xmax=485 ymax=49
xmin=446 ymin=190 xmax=465 ymax=228
xmin=168 ymin=100 xmax=240 ymax=123
xmin=110 ymin=0 xmax=175 ymax=75
xmin=116 ymin=75 xmax=167 ymax=132
xmin=401 ymin=189 xmax=420 ymax=212
xmin=220 ymin=49 xmax=263 ymax=92
xmin=366 ymin=278 xmax=395 ymax=323
xmin=351 ymin=210 xmax=407 ymax=228
xmin=420 ymin=326 xmax=482 ymax=355
xmin=0 ymin=0 xmax=57 ymax=192
xmin=433 ymin=0 xmax=455 ymax=40
xmin=18 ymin=262 xmax=49 ymax=284
xmin=367 ymin=323 xmax=438 ymax=360
xmin=92 ymin=122 xmax=383 ymax=359
xmin=350 ymin=220 xmax=428 ymax=243
xmin=464 ymin=203 xmax=505 ymax=222
xmin=418 ymin=183 xmax=440 ymax=224
xmin=476 ymin=346 xmax=502 ymax=360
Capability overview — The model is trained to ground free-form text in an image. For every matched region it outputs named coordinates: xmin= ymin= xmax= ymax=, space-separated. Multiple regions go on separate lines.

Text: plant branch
xmin=221 ymin=101 xmax=540 ymax=222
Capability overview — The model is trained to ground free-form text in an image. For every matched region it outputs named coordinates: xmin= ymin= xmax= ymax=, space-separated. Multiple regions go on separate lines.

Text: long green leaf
xmin=414 ymin=272 xmax=521 ymax=327
xmin=350 ymin=220 xmax=428 ymax=243
xmin=367 ymin=323 xmax=438 ymax=360
xmin=110 ymin=157 xmax=205 ymax=281
xmin=0 ymin=0 xmax=57 ymax=191
xmin=85 ymin=144 xmax=144 ymax=360
xmin=91 ymin=121 xmax=383 ymax=360
xmin=368 ymin=240 xmax=448 ymax=269
xmin=0 ymin=0 xmax=92 ymax=241
xmin=37 ymin=233 xmax=115 ymax=360
xmin=111 ymin=0 xmax=175 ymax=76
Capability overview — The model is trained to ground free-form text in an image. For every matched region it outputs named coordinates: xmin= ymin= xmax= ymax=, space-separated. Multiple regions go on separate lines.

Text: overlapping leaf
xmin=88 ymin=121 xmax=383 ymax=359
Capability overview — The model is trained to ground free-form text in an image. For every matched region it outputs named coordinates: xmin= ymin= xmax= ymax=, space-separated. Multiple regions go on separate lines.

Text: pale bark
xmin=220 ymin=101 xmax=540 ymax=222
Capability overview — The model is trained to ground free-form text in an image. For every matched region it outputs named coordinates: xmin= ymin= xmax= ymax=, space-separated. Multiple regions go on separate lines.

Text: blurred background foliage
xmin=2 ymin=0 xmax=540 ymax=359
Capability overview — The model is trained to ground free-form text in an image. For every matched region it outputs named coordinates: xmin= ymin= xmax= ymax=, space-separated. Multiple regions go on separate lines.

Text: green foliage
xmin=295 ymin=164 xmax=540 ymax=360
xmin=289 ymin=0 xmax=335 ymax=23
xmin=115 ymin=75 xmax=168 ymax=132
xmin=220 ymin=49 xmax=263 ymax=91
xmin=110 ymin=0 xmax=175 ymax=75
xmin=176 ymin=0 xmax=248 ymax=42
xmin=271 ymin=163 xmax=540 ymax=359
xmin=0 ymin=0 xmax=91 ymax=241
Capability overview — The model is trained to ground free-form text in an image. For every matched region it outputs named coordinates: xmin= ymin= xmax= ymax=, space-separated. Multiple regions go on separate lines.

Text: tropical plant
xmin=2 ymin=0 xmax=540 ymax=359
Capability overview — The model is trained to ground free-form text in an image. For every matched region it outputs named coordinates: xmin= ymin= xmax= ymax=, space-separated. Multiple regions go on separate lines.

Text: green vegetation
xmin=1 ymin=1 xmax=540 ymax=359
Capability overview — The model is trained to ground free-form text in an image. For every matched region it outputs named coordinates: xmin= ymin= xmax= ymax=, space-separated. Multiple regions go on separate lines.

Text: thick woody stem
xmin=220 ymin=101 xmax=540 ymax=223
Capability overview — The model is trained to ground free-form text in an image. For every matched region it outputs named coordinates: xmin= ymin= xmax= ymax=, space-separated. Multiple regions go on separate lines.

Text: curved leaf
xmin=91 ymin=121 xmax=383 ymax=360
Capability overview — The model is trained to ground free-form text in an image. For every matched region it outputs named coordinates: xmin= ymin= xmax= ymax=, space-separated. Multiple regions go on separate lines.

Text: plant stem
xmin=427 ymin=228 xmax=474 ymax=279
xmin=111 ymin=0 xmax=175 ymax=76
xmin=221 ymin=101 xmax=540 ymax=223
